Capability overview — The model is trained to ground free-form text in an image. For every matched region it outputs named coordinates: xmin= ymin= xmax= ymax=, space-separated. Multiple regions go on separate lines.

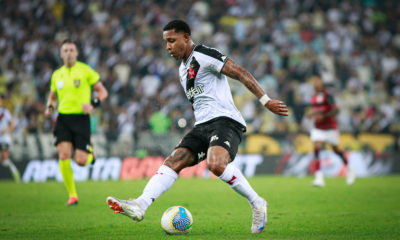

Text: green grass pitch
xmin=0 ymin=176 xmax=399 ymax=240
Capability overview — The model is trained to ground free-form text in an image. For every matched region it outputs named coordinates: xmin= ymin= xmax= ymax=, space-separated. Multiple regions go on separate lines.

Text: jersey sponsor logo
xmin=210 ymin=135 xmax=219 ymax=142
xmin=57 ymin=80 xmax=63 ymax=90
xmin=186 ymin=84 xmax=204 ymax=101
xmin=316 ymin=94 xmax=324 ymax=103
xmin=186 ymin=57 xmax=200 ymax=103
xmin=198 ymin=152 xmax=206 ymax=160
xmin=74 ymin=79 xmax=81 ymax=88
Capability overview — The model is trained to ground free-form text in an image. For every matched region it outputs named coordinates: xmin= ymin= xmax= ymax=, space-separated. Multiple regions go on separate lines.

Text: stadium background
xmin=0 ymin=0 xmax=399 ymax=181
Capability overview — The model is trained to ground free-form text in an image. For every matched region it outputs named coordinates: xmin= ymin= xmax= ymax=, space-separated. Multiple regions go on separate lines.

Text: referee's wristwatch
xmin=46 ymin=105 xmax=54 ymax=110
xmin=91 ymin=98 xmax=101 ymax=108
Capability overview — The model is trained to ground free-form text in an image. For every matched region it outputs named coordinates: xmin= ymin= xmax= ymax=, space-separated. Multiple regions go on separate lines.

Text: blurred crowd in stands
xmin=1 ymin=0 xmax=399 ymax=139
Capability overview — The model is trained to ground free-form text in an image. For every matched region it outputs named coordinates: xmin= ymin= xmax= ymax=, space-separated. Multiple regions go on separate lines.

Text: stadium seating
xmin=0 ymin=0 xmax=398 ymax=161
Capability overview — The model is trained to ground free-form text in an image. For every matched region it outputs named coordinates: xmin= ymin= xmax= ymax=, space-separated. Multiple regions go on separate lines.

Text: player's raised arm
xmin=221 ymin=58 xmax=289 ymax=116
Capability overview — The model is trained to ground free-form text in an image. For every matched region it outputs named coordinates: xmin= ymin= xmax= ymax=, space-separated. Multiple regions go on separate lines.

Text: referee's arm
xmin=92 ymin=81 xmax=108 ymax=103
xmin=44 ymin=90 xmax=58 ymax=118
xmin=82 ymin=81 xmax=108 ymax=114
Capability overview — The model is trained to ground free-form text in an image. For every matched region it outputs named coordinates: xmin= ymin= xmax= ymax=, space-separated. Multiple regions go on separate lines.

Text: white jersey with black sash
xmin=178 ymin=44 xmax=246 ymax=129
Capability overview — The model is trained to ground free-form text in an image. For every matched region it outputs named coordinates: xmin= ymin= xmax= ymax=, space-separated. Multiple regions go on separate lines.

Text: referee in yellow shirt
xmin=45 ymin=39 xmax=108 ymax=205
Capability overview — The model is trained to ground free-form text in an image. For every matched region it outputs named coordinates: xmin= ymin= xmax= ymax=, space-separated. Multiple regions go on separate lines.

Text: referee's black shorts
xmin=54 ymin=114 xmax=91 ymax=152
xmin=175 ymin=117 xmax=245 ymax=165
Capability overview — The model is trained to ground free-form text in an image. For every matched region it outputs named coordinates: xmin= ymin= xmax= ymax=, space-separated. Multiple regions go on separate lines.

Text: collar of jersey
xmin=183 ymin=45 xmax=198 ymax=66
xmin=62 ymin=61 xmax=80 ymax=71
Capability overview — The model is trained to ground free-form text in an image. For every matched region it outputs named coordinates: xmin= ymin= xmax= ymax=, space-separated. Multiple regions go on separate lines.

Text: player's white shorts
xmin=310 ymin=128 xmax=339 ymax=145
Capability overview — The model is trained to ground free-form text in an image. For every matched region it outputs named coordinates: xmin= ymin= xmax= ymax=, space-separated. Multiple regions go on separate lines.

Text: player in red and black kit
xmin=309 ymin=75 xmax=355 ymax=187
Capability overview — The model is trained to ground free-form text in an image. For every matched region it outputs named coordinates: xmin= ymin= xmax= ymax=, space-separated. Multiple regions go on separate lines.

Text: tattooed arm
xmin=221 ymin=58 xmax=289 ymax=116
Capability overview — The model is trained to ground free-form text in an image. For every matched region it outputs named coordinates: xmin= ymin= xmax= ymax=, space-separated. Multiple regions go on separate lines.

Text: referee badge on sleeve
xmin=74 ymin=79 xmax=81 ymax=88
xmin=57 ymin=80 xmax=63 ymax=90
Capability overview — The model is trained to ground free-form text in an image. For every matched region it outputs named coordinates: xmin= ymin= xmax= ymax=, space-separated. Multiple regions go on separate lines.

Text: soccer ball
xmin=161 ymin=206 xmax=193 ymax=235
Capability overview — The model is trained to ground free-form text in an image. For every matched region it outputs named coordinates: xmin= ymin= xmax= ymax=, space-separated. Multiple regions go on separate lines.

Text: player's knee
xmin=75 ymin=157 xmax=86 ymax=166
xmin=58 ymin=152 xmax=71 ymax=160
xmin=164 ymin=148 xmax=194 ymax=173
xmin=206 ymin=159 xmax=226 ymax=176
xmin=207 ymin=147 xmax=230 ymax=176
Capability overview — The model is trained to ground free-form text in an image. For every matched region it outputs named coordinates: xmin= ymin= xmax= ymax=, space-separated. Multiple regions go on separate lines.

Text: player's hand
xmin=265 ymin=100 xmax=289 ymax=116
xmin=82 ymin=104 xmax=94 ymax=114
xmin=44 ymin=107 xmax=53 ymax=118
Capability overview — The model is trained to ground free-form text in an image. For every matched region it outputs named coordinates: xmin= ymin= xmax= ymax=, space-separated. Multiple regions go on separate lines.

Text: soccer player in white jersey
xmin=107 ymin=19 xmax=288 ymax=234
xmin=0 ymin=96 xmax=20 ymax=182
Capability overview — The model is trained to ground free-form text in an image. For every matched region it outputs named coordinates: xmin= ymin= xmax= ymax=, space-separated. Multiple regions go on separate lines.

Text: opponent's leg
xmin=312 ymin=141 xmax=325 ymax=187
xmin=333 ymin=145 xmax=355 ymax=185
xmin=332 ymin=145 xmax=347 ymax=165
